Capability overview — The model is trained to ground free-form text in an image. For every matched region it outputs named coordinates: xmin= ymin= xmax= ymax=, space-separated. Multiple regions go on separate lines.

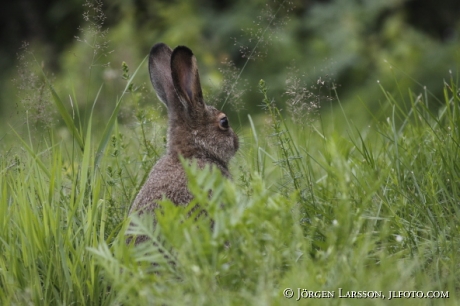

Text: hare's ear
xmin=171 ymin=46 xmax=205 ymax=115
xmin=148 ymin=43 xmax=174 ymax=107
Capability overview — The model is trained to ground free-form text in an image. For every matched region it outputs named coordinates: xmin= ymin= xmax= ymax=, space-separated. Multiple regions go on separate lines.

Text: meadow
xmin=0 ymin=58 xmax=459 ymax=305
xmin=1 ymin=1 xmax=460 ymax=305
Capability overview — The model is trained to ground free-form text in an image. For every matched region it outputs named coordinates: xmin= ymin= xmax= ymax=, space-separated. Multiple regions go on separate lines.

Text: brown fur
xmin=129 ymin=43 xmax=239 ymax=236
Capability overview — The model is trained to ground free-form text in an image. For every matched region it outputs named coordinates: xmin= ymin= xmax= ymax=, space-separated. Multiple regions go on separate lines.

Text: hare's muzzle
xmin=233 ymin=132 xmax=239 ymax=152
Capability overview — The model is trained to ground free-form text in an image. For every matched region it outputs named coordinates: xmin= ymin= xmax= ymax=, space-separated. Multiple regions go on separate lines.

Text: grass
xmin=0 ymin=59 xmax=459 ymax=305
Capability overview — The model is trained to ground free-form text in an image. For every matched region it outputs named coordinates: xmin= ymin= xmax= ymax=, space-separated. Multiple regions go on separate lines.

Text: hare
xmin=129 ymin=43 xmax=239 ymax=240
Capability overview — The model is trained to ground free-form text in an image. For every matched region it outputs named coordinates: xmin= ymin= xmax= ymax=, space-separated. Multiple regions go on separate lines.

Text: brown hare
xmin=129 ymin=43 xmax=239 ymax=243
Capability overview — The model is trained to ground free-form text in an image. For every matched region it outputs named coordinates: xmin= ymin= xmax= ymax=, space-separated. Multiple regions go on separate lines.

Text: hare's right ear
xmin=148 ymin=43 xmax=174 ymax=107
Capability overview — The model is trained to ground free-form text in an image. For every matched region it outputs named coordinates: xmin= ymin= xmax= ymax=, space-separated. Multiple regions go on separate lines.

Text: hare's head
xmin=148 ymin=43 xmax=239 ymax=166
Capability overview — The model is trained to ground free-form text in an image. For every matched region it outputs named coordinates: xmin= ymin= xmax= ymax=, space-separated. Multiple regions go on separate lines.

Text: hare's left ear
xmin=171 ymin=46 xmax=205 ymax=115
xmin=148 ymin=43 xmax=174 ymax=107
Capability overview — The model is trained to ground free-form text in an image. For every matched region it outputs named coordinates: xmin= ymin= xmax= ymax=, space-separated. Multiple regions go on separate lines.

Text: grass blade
xmin=94 ymin=55 xmax=148 ymax=168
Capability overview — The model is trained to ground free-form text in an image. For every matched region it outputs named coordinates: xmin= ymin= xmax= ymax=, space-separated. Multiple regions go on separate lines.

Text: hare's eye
xmin=219 ymin=116 xmax=229 ymax=130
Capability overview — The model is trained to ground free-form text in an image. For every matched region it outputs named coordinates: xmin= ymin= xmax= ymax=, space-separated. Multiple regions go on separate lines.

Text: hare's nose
xmin=233 ymin=133 xmax=239 ymax=151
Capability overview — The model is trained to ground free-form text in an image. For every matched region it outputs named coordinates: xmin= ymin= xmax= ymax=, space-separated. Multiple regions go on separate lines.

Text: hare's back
xmin=130 ymin=156 xmax=191 ymax=213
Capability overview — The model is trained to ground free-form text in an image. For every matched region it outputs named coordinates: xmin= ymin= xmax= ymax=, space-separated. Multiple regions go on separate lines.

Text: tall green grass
xmin=1 ymin=70 xmax=459 ymax=305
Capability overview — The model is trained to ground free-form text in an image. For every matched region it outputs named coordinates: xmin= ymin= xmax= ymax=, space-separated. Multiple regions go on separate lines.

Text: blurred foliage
xmin=1 ymin=1 xmax=460 ymax=303
xmin=1 ymin=0 xmax=460 ymax=132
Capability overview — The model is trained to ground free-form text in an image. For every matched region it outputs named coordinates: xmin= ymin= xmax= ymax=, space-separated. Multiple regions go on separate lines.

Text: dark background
xmin=1 ymin=0 xmax=459 ymax=127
